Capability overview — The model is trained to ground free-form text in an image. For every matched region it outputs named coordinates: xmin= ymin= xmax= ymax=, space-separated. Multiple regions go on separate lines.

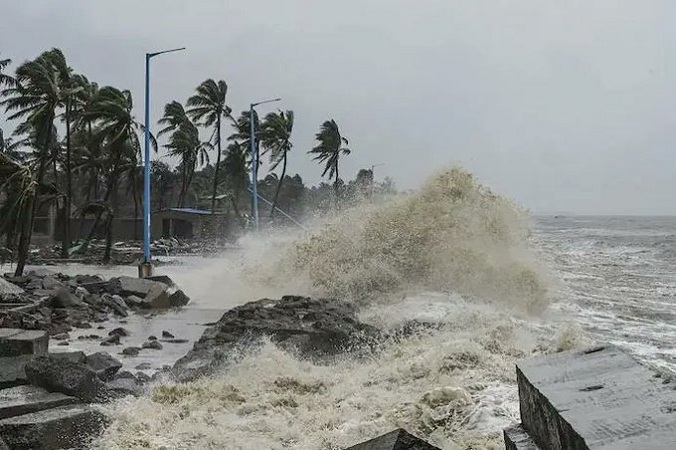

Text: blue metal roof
xmin=167 ymin=208 xmax=213 ymax=215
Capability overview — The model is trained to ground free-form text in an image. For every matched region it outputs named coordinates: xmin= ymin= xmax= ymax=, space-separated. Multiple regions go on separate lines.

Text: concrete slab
xmin=0 ymin=385 xmax=78 ymax=420
xmin=345 ymin=428 xmax=440 ymax=450
xmin=0 ymin=404 xmax=108 ymax=450
xmin=517 ymin=345 xmax=676 ymax=449
xmin=504 ymin=423 xmax=540 ymax=450
xmin=0 ymin=329 xmax=48 ymax=357
xmin=116 ymin=276 xmax=163 ymax=297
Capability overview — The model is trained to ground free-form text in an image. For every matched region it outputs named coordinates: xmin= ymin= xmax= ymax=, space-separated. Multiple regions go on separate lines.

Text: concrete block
xmin=0 ymin=329 xmax=48 ymax=357
xmin=0 ymin=277 xmax=24 ymax=299
xmin=345 ymin=428 xmax=440 ymax=450
xmin=517 ymin=345 xmax=676 ymax=449
xmin=116 ymin=276 xmax=164 ymax=297
xmin=504 ymin=423 xmax=540 ymax=450
xmin=0 ymin=354 xmax=33 ymax=387
xmin=0 ymin=385 xmax=78 ymax=420
xmin=0 ymin=404 xmax=108 ymax=450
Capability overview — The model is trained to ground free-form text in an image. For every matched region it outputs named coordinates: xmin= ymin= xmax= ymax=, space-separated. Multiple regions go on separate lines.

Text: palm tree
xmin=221 ymin=142 xmax=249 ymax=216
xmin=80 ymin=86 xmax=155 ymax=259
xmin=186 ymin=80 xmax=230 ymax=212
xmin=308 ymin=119 xmax=351 ymax=193
xmin=158 ymin=101 xmax=210 ymax=207
xmin=260 ymin=110 xmax=294 ymax=218
xmin=1 ymin=48 xmax=69 ymax=275
xmin=0 ymin=55 xmax=14 ymax=87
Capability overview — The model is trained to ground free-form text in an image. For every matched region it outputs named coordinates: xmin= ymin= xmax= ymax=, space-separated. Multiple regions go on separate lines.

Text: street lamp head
xmin=251 ymin=98 xmax=282 ymax=108
xmin=148 ymin=47 xmax=186 ymax=58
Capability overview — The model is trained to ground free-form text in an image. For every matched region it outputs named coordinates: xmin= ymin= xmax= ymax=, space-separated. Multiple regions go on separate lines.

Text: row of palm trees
xmin=0 ymin=48 xmax=354 ymax=275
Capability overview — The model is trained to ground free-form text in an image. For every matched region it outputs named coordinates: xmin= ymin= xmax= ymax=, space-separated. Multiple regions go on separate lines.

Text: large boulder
xmin=46 ymin=288 xmax=83 ymax=309
xmin=0 ymin=277 xmax=25 ymax=301
xmin=173 ymin=296 xmax=380 ymax=380
xmin=24 ymin=355 xmax=106 ymax=402
xmin=85 ymin=352 xmax=122 ymax=381
xmin=107 ymin=276 xmax=189 ymax=309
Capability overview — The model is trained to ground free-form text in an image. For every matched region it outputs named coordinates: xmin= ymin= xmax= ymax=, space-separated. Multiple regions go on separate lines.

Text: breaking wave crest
xmin=93 ymin=167 xmax=568 ymax=449
xmin=283 ymin=167 xmax=549 ymax=312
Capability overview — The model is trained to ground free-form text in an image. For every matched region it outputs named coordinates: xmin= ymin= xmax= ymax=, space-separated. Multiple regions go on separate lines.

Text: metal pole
xmin=140 ymin=47 xmax=185 ymax=278
xmin=250 ymin=104 xmax=259 ymax=231
xmin=143 ymin=53 xmax=151 ymax=264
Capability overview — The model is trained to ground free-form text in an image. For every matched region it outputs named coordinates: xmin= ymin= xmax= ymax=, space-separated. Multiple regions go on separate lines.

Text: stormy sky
xmin=2 ymin=0 xmax=675 ymax=215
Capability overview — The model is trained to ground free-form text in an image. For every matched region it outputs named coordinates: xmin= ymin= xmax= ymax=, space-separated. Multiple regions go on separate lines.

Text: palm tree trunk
xmin=210 ymin=115 xmax=222 ymax=213
xmin=61 ymin=99 xmax=72 ymax=258
xmin=102 ymin=212 xmax=114 ymax=264
xmin=15 ymin=115 xmax=53 ymax=276
xmin=179 ymin=160 xmax=187 ymax=207
xmin=270 ymin=154 xmax=287 ymax=219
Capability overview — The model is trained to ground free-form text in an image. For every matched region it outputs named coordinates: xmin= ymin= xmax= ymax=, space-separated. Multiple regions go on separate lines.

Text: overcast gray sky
xmin=2 ymin=0 xmax=676 ymax=214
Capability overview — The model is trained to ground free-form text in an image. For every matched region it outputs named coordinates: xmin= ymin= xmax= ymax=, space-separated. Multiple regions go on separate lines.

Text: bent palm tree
xmin=1 ymin=48 xmax=69 ymax=275
xmin=308 ymin=119 xmax=350 ymax=192
xmin=159 ymin=101 xmax=210 ymax=207
xmin=187 ymin=79 xmax=230 ymax=212
xmin=260 ymin=110 xmax=294 ymax=218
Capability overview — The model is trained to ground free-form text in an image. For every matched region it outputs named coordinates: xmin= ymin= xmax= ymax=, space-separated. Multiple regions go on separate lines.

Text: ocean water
xmin=83 ymin=172 xmax=674 ymax=449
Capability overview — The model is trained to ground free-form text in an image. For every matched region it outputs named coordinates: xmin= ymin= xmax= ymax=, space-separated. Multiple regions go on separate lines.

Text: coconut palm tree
xmin=260 ymin=110 xmax=294 ymax=218
xmin=158 ymin=101 xmax=211 ymax=207
xmin=0 ymin=55 xmax=14 ymax=87
xmin=186 ymin=79 xmax=230 ymax=212
xmin=308 ymin=119 xmax=351 ymax=192
xmin=1 ymin=48 xmax=70 ymax=275
xmin=221 ymin=142 xmax=249 ymax=216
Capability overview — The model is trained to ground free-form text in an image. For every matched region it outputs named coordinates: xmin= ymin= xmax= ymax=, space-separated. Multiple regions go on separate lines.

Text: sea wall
xmin=505 ymin=345 xmax=676 ymax=449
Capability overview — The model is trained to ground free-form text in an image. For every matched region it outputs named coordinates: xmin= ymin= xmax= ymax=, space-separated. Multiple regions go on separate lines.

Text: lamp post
xmin=249 ymin=97 xmax=281 ymax=231
xmin=140 ymin=47 xmax=185 ymax=278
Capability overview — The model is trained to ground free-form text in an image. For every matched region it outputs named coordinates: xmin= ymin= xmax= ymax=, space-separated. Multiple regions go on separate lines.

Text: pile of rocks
xmin=0 ymin=271 xmax=190 ymax=339
xmin=0 ymin=328 xmax=149 ymax=448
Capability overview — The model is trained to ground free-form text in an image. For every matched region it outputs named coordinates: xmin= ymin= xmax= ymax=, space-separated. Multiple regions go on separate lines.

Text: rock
xmin=49 ymin=351 xmax=86 ymax=365
xmin=0 ymin=404 xmax=109 ymax=450
xmin=142 ymin=340 xmax=163 ymax=350
xmin=46 ymin=288 xmax=83 ymax=309
xmin=24 ymin=355 xmax=106 ymax=402
xmin=148 ymin=335 xmax=157 ymax=341
xmin=135 ymin=372 xmax=151 ymax=383
xmin=124 ymin=295 xmax=144 ymax=309
xmin=101 ymin=294 xmax=128 ymax=317
xmin=85 ymin=352 xmax=122 ymax=381
xmin=74 ymin=286 xmax=89 ymax=299
xmin=51 ymin=333 xmax=70 ymax=341
xmin=167 ymin=289 xmax=190 ymax=308
xmin=25 ymin=278 xmax=43 ymax=291
xmin=0 ymin=277 xmax=25 ymax=300
xmin=79 ymin=280 xmax=108 ymax=295
xmin=82 ymin=293 xmax=104 ymax=310
xmin=143 ymin=284 xmax=171 ymax=308
xmin=41 ymin=277 xmax=64 ymax=291
xmin=161 ymin=338 xmax=189 ymax=344
xmin=114 ymin=370 xmax=135 ymax=379
xmin=74 ymin=274 xmax=103 ymax=285
xmin=108 ymin=327 xmax=129 ymax=337
xmin=112 ymin=276 xmax=163 ymax=297
xmin=121 ymin=347 xmax=140 ymax=357
xmin=105 ymin=377 xmax=143 ymax=397
xmin=97 ymin=326 xmax=105 ymax=330
xmin=100 ymin=334 xmax=120 ymax=346
xmin=0 ymin=385 xmax=78 ymax=420
xmin=57 ymin=341 xmax=69 ymax=346
xmin=345 ymin=428 xmax=440 ymax=449
xmin=0 ymin=329 xmax=49 ymax=357
xmin=134 ymin=363 xmax=152 ymax=370
xmin=161 ymin=330 xmax=175 ymax=339
xmin=26 ymin=269 xmax=55 ymax=279
xmin=0 ymin=436 xmax=7 ymax=450
xmin=174 ymin=296 xmax=381 ymax=380
xmin=72 ymin=321 xmax=92 ymax=329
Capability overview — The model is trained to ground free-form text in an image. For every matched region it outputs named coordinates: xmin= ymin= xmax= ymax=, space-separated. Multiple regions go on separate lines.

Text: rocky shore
xmin=0 ymin=271 xmax=439 ymax=448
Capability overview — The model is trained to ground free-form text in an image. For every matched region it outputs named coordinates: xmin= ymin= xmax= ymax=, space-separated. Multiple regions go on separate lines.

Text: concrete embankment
xmin=505 ymin=345 xmax=676 ymax=449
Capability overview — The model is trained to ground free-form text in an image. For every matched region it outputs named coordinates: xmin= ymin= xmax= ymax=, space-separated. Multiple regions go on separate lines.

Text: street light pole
xmin=249 ymin=97 xmax=281 ymax=231
xmin=140 ymin=47 xmax=185 ymax=278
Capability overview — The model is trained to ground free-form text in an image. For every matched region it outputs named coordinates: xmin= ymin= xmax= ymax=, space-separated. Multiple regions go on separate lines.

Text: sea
xmin=33 ymin=170 xmax=674 ymax=449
